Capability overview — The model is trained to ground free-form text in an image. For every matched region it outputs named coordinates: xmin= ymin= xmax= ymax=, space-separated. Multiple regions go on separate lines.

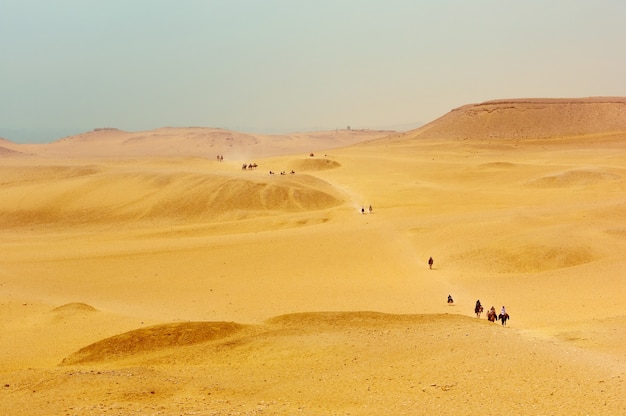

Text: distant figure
xmin=475 ymin=300 xmax=483 ymax=318
xmin=428 ymin=257 xmax=434 ymax=269
xmin=290 ymin=170 xmax=295 ymax=174
xmin=447 ymin=294 xmax=454 ymax=304
xmin=361 ymin=206 xmax=365 ymax=214
xmin=368 ymin=205 xmax=373 ymax=214
xmin=498 ymin=306 xmax=510 ymax=326
xmin=487 ymin=306 xmax=497 ymax=322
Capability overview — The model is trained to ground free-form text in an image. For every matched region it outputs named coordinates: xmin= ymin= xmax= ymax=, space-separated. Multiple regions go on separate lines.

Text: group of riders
xmin=447 ymin=296 xmax=510 ymax=325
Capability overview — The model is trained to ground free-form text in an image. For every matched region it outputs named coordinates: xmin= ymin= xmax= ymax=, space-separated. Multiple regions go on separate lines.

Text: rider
xmin=501 ymin=305 xmax=507 ymax=316
xmin=447 ymin=294 xmax=454 ymax=303
xmin=475 ymin=299 xmax=482 ymax=312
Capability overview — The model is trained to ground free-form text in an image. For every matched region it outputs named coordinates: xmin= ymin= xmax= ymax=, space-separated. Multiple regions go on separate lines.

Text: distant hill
xmin=0 ymin=138 xmax=29 ymax=157
xmin=1 ymin=127 xmax=396 ymax=159
xmin=405 ymin=97 xmax=626 ymax=140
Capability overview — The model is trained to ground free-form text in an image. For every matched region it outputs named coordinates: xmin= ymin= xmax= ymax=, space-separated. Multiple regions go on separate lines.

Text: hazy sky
xmin=1 ymin=0 xmax=625 ymax=142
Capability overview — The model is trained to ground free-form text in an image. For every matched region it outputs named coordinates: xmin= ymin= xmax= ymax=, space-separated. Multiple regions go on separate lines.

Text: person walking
xmin=428 ymin=257 xmax=434 ymax=269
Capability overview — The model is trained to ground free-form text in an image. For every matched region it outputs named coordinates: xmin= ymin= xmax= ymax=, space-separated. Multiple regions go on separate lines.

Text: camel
xmin=475 ymin=304 xmax=484 ymax=318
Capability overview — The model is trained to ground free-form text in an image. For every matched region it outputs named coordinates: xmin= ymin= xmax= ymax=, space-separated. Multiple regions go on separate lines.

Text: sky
xmin=1 ymin=0 xmax=625 ymax=143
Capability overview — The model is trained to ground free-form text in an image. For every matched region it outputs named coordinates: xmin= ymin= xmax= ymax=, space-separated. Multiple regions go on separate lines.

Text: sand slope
xmin=397 ymin=97 xmax=626 ymax=141
xmin=0 ymin=313 xmax=620 ymax=415
xmin=1 ymin=98 xmax=626 ymax=415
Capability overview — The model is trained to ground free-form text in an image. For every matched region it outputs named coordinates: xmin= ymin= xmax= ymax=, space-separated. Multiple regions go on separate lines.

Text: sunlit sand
xmin=1 ymin=98 xmax=625 ymax=414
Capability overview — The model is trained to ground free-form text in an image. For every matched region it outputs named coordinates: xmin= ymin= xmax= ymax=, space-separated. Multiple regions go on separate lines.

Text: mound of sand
xmin=51 ymin=302 xmax=98 ymax=314
xmin=288 ymin=157 xmax=342 ymax=172
xmin=0 ymin=169 xmax=344 ymax=228
xmin=477 ymin=161 xmax=518 ymax=169
xmin=24 ymin=313 xmax=619 ymax=415
xmin=407 ymin=97 xmax=626 ymax=140
xmin=452 ymin=243 xmax=596 ymax=274
xmin=62 ymin=321 xmax=248 ymax=365
xmin=526 ymin=169 xmax=620 ymax=188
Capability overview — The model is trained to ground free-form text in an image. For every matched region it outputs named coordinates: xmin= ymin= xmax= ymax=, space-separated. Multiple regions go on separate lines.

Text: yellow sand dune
xmin=1 ymin=98 xmax=626 ymax=415
xmin=5 ymin=313 xmax=625 ymax=415
xmin=0 ymin=166 xmax=344 ymax=228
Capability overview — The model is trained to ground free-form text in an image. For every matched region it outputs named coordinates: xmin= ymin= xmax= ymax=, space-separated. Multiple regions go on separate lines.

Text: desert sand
xmin=1 ymin=99 xmax=625 ymax=415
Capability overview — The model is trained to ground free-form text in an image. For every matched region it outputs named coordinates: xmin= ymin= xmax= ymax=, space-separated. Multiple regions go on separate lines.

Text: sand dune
xmin=526 ymin=168 xmax=621 ymax=188
xmin=4 ymin=313 xmax=625 ymax=415
xmin=62 ymin=321 xmax=249 ymax=365
xmin=0 ymin=138 xmax=29 ymax=157
xmin=1 ymin=98 xmax=626 ymax=415
xmin=1 ymin=127 xmax=394 ymax=159
xmin=0 ymin=164 xmax=344 ymax=229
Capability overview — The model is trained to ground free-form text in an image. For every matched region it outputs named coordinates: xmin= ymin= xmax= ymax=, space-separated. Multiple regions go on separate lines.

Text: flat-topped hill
xmin=407 ymin=97 xmax=626 ymax=140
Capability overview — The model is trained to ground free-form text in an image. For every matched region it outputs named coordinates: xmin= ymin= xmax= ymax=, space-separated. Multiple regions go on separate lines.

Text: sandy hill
xmin=1 ymin=127 xmax=395 ymax=159
xmin=0 ymin=137 xmax=29 ymax=157
xmin=395 ymin=97 xmax=626 ymax=141
xmin=0 ymin=145 xmax=26 ymax=157
xmin=1 ymin=98 xmax=626 ymax=415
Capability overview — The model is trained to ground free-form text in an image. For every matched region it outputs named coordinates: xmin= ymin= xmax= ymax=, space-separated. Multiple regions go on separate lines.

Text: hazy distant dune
xmin=0 ymin=144 xmax=29 ymax=157
xmin=6 ymin=127 xmax=395 ymax=159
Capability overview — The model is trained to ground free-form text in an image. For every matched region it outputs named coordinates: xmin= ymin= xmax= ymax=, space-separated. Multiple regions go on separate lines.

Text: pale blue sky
xmin=1 ymin=0 xmax=625 ymax=142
